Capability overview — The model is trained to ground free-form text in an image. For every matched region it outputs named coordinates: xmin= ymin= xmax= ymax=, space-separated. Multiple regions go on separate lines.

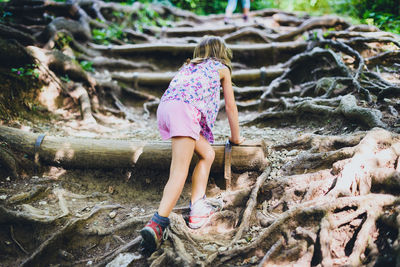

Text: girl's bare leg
xmin=191 ymin=135 xmax=215 ymax=203
xmin=158 ymin=136 xmax=195 ymax=217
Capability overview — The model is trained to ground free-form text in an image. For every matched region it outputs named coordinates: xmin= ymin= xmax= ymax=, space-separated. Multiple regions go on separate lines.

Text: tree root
xmin=68 ymin=83 xmax=97 ymax=124
xmin=0 ymin=146 xmax=19 ymax=179
xmin=280 ymin=146 xmax=356 ymax=175
xmin=0 ymin=23 xmax=36 ymax=45
xmin=230 ymin=167 xmax=271 ymax=246
xmin=272 ymin=12 xmax=303 ymax=26
xmin=365 ymin=50 xmax=400 ymax=66
xmin=10 ymin=225 xmax=29 ymax=255
xmin=93 ymin=236 xmax=142 ymax=267
xmin=217 ymin=194 xmax=397 ymax=265
xmin=260 ymin=47 xmax=350 ymax=100
xmin=168 ymin=231 xmax=196 ymax=266
xmin=247 ymin=94 xmax=386 ymax=128
xmin=257 ymin=237 xmax=284 ymax=266
xmin=109 ymin=91 xmax=136 ymax=122
xmin=81 ymin=213 xmax=150 ymax=236
xmin=7 ymin=185 xmax=48 ymax=204
xmin=78 ymin=55 xmax=157 ymax=71
xmin=19 ymin=203 xmax=125 ymax=266
xmin=274 ymin=15 xmax=350 ymax=42
xmin=272 ymin=131 xmax=366 ymax=152
xmin=223 ymin=27 xmax=272 ymax=43
xmin=328 ymin=128 xmax=398 ymax=197
xmin=338 ymin=94 xmax=386 ymax=128
xmin=2 ymin=2 xmax=400 ymax=266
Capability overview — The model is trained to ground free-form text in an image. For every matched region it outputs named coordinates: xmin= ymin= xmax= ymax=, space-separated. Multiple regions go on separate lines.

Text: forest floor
xmin=1 ymin=1 xmax=400 ymax=266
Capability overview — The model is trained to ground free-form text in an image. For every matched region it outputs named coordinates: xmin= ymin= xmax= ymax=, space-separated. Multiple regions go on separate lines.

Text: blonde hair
xmin=189 ymin=35 xmax=232 ymax=73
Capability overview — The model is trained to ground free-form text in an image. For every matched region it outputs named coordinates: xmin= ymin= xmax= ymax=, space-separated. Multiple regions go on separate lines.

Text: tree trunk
xmin=0 ymin=126 xmax=267 ymax=173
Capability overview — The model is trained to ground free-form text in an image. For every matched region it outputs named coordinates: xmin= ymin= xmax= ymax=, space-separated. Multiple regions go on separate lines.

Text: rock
xmin=109 ymin=211 xmax=117 ymax=219
xmin=0 ymin=195 xmax=7 ymax=200
xmin=106 ymin=252 xmax=142 ymax=267
xmin=199 ymin=253 xmax=207 ymax=260
xmin=237 ymin=239 xmax=247 ymax=245
xmin=203 ymin=244 xmax=217 ymax=252
xmin=58 ymin=250 xmax=74 ymax=261
xmin=218 ymin=246 xmax=228 ymax=252
xmin=249 ymin=255 xmax=259 ymax=264
xmin=286 ymin=149 xmax=299 ymax=156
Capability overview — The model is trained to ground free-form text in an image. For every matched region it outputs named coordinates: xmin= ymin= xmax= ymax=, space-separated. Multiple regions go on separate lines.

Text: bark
xmin=274 ymin=15 xmax=350 ymax=42
xmin=111 ymin=68 xmax=284 ymax=89
xmin=88 ymin=41 xmax=308 ymax=66
xmin=0 ymin=126 xmax=267 ymax=173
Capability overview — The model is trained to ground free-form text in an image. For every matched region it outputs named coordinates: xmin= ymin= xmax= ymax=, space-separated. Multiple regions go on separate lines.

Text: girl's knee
xmin=204 ymin=148 xmax=215 ymax=163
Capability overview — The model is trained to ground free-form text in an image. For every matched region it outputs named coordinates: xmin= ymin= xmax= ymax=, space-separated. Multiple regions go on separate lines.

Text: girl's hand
xmin=229 ymin=136 xmax=245 ymax=145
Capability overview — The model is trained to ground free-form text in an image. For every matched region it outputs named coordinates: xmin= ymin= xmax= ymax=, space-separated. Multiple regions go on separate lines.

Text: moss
xmin=0 ymin=67 xmax=49 ymax=122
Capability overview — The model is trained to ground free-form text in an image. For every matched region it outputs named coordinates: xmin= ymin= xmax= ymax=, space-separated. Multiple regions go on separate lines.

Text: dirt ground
xmin=0 ymin=108 xmax=363 ymax=266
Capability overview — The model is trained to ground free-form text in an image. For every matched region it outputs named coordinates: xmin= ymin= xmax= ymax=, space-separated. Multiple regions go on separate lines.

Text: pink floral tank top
xmin=161 ymin=58 xmax=227 ymax=143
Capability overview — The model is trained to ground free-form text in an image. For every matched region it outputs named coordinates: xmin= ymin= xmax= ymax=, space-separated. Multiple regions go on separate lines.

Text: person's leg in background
xmin=224 ymin=0 xmax=238 ymax=24
xmin=242 ymin=0 xmax=251 ymax=21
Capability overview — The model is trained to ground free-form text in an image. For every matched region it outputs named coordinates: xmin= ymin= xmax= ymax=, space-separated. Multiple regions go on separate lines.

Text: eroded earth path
xmin=1 ymin=1 xmax=400 ymax=266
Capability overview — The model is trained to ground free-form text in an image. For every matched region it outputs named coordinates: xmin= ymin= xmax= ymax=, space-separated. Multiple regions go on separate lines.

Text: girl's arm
xmin=219 ymin=68 xmax=245 ymax=145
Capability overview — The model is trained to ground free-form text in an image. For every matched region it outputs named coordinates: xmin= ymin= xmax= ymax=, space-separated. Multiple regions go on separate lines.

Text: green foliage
xmin=134 ymin=2 xmax=171 ymax=31
xmin=168 ymin=0 xmax=274 ymax=15
xmin=60 ymin=75 xmax=71 ymax=83
xmin=55 ymin=32 xmax=73 ymax=50
xmin=0 ymin=7 xmax=12 ymax=22
xmin=41 ymin=0 xmax=400 ymax=35
xmin=92 ymin=24 xmax=125 ymax=45
xmin=11 ymin=64 xmax=39 ymax=79
xmin=333 ymin=0 xmax=400 ymax=34
xmin=277 ymin=0 xmax=333 ymax=14
xmin=79 ymin=61 xmax=94 ymax=72
xmin=104 ymin=0 xmax=135 ymax=4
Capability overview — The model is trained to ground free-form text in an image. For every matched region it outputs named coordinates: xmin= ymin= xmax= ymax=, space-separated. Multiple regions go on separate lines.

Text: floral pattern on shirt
xmin=161 ymin=58 xmax=227 ymax=143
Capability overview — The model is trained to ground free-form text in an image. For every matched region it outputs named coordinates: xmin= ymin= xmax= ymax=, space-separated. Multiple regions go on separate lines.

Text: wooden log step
xmin=0 ymin=126 xmax=267 ymax=173
xmin=111 ymin=67 xmax=284 ymax=88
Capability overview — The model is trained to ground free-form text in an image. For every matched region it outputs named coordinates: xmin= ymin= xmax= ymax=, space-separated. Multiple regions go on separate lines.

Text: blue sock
xmin=151 ymin=212 xmax=170 ymax=228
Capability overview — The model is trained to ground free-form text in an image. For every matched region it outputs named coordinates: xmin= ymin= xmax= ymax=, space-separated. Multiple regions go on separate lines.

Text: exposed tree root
xmin=0 ymin=146 xmax=19 ymax=179
xmin=0 ymin=23 xmax=36 ymax=45
xmin=10 ymin=225 xmax=29 ymax=255
xmin=217 ymin=194 xmax=397 ymax=265
xmin=93 ymin=236 xmax=142 ymax=267
xmin=68 ymin=83 xmax=97 ymax=124
xmin=19 ymin=203 xmax=124 ymax=266
xmin=7 ymin=185 xmax=48 ymax=204
xmin=2 ymin=1 xmax=400 ymax=266
xmin=274 ymin=15 xmax=350 ymax=42
xmin=247 ymin=94 xmax=386 ymax=128
xmin=328 ymin=128 xmax=399 ymax=197
xmin=223 ymin=27 xmax=272 ymax=43
xmin=230 ymin=167 xmax=271 ymax=245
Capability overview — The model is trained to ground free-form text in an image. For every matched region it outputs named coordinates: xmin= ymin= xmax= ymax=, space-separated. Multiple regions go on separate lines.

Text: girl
xmin=140 ymin=35 xmax=244 ymax=253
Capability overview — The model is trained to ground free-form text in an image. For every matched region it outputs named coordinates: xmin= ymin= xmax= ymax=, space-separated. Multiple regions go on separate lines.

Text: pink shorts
xmin=157 ymin=101 xmax=202 ymax=140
